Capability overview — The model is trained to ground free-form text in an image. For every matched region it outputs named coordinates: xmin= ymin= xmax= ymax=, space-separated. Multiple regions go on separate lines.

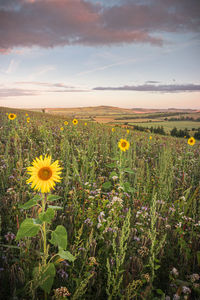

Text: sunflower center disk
xmin=121 ymin=142 xmax=127 ymax=148
xmin=38 ymin=167 xmax=52 ymax=180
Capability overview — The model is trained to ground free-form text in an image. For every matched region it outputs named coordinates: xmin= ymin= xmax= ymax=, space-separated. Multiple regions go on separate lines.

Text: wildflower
xmin=171 ymin=267 xmax=179 ymax=277
xmin=54 ymin=287 xmax=71 ymax=298
xmin=64 ymin=121 xmax=68 ymax=125
xmin=173 ymin=294 xmax=180 ymax=300
xmin=85 ymin=122 xmax=87 ymax=126
xmin=149 ymin=136 xmax=152 ymax=140
xmin=57 ymin=269 xmax=68 ymax=280
xmin=127 ymin=129 xmax=130 ymax=134
xmin=108 ymin=196 xmax=123 ymax=208
xmin=88 ymin=257 xmax=98 ymax=266
xmin=8 ymin=113 xmax=16 ymax=120
xmin=26 ymin=155 xmax=62 ymax=193
xmin=72 ymin=119 xmax=78 ymax=125
xmin=182 ymin=286 xmax=191 ymax=294
xmin=118 ymin=139 xmax=130 ymax=152
xmin=60 ymin=127 xmax=64 ymax=131
xmin=5 ymin=232 xmax=16 ymax=242
xmin=187 ymin=137 xmax=195 ymax=146
xmin=142 ymin=273 xmax=150 ymax=282
xmin=25 ymin=113 xmax=28 ymax=116
xmin=27 ymin=117 xmax=30 ymax=123
xmin=190 ymin=273 xmax=200 ymax=282
xmin=112 ymin=128 xmax=115 ymax=132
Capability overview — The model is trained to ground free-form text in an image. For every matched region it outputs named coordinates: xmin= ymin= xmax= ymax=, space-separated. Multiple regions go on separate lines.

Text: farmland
xmin=41 ymin=106 xmax=200 ymax=135
xmin=128 ymin=121 xmax=200 ymax=133
xmin=0 ymin=107 xmax=200 ymax=300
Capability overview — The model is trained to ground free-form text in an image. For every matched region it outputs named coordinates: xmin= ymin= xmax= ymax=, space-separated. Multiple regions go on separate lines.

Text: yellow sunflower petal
xmin=26 ymin=155 xmax=62 ymax=193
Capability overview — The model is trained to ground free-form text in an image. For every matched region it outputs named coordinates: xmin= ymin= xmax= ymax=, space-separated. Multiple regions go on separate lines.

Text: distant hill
xmin=29 ymin=106 xmax=197 ymax=116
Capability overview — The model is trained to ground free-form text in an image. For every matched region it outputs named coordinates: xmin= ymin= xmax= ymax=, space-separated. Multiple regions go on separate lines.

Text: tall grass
xmin=0 ymin=107 xmax=200 ymax=299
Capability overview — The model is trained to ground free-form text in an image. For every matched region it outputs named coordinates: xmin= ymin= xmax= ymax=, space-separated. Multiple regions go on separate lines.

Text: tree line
xmin=129 ymin=124 xmax=200 ymax=140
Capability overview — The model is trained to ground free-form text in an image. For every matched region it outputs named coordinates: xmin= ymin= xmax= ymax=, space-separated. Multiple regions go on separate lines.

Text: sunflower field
xmin=0 ymin=107 xmax=200 ymax=300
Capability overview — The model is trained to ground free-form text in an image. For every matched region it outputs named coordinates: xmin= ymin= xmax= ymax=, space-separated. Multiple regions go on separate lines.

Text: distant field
xmin=128 ymin=121 xmax=200 ymax=132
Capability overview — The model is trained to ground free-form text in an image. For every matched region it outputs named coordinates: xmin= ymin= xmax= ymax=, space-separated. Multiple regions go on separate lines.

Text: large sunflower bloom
xmin=26 ymin=155 xmax=62 ymax=193
xmin=118 ymin=139 xmax=130 ymax=152
xmin=72 ymin=119 xmax=78 ymax=125
xmin=188 ymin=137 xmax=195 ymax=146
xmin=8 ymin=113 xmax=16 ymax=120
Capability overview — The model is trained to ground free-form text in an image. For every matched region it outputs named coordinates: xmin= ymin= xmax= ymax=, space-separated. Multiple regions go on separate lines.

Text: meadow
xmin=0 ymin=107 xmax=200 ymax=300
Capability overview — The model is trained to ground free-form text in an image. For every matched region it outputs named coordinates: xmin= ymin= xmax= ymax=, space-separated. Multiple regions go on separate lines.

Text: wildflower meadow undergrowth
xmin=0 ymin=107 xmax=200 ymax=299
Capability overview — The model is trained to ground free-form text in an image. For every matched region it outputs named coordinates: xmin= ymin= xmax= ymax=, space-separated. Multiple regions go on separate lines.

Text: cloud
xmin=0 ymin=81 xmax=90 ymax=98
xmin=145 ymin=80 xmax=160 ymax=84
xmin=0 ymin=88 xmax=38 ymax=98
xmin=16 ymin=81 xmax=75 ymax=89
xmin=1 ymin=0 xmax=199 ymax=51
xmin=93 ymin=83 xmax=200 ymax=93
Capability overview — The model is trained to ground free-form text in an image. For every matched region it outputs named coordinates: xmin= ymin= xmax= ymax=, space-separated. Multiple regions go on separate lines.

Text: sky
xmin=0 ymin=0 xmax=200 ymax=109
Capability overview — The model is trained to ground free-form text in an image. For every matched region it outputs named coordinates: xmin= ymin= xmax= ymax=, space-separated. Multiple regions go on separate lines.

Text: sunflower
xmin=118 ymin=139 xmax=130 ymax=152
xmin=8 ymin=113 xmax=16 ymax=120
xmin=149 ymin=136 xmax=152 ymax=140
xmin=60 ymin=127 xmax=64 ymax=131
xmin=26 ymin=155 xmax=62 ymax=193
xmin=27 ymin=117 xmax=30 ymax=123
xmin=112 ymin=128 xmax=115 ymax=132
xmin=127 ymin=129 xmax=130 ymax=134
xmin=72 ymin=119 xmax=78 ymax=125
xmin=85 ymin=122 xmax=87 ymax=126
xmin=188 ymin=137 xmax=195 ymax=146
xmin=25 ymin=113 xmax=29 ymax=116
xmin=64 ymin=121 xmax=68 ymax=125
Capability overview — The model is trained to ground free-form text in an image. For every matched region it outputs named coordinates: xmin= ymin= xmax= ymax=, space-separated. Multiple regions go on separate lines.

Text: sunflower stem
xmin=42 ymin=193 xmax=47 ymax=266
xmin=42 ymin=193 xmax=48 ymax=300
xmin=119 ymin=150 xmax=123 ymax=187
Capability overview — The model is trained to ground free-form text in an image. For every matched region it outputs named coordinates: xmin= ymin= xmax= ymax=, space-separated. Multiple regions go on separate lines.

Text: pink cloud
xmin=0 ymin=48 xmax=11 ymax=55
xmin=0 ymin=0 xmax=199 ymax=52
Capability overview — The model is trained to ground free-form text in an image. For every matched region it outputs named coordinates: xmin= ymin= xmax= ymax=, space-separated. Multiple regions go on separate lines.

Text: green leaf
xmin=124 ymin=168 xmax=135 ymax=174
xmin=47 ymin=195 xmax=62 ymax=202
xmin=102 ymin=181 xmax=112 ymax=190
xmin=123 ymin=182 xmax=134 ymax=193
xmin=48 ymin=205 xmax=63 ymax=210
xmin=33 ymin=263 xmax=56 ymax=294
xmin=105 ymin=163 xmax=116 ymax=168
xmin=19 ymin=195 xmax=41 ymax=209
xmin=49 ymin=225 xmax=67 ymax=250
xmin=109 ymin=171 xmax=118 ymax=179
xmin=156 ymin=289 xmax=164 ymax=295
xmin=155 ymin=265 xmax=160 ymax=270
xmin=39 ymin=208 xmax=55 ymax=224
xmin=58 ymin=249 xmax=76 ymax=262
xmin=16 ymin=218 xmax=40 ymax=240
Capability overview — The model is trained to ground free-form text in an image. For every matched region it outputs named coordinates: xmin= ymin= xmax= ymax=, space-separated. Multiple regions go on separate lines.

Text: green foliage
xmin=58 ymin=249 xmax=75 ymax=262
xmin=19 ymin=195 xmax=42 ymax=209
xmin=106 ymin=209 xmax=131 ymax=299
xmin=16 ymin=218 xmax=40 ymax=240
xmin=1 ymin=107 xmax=200 ymax=299
xmin=39 ymin=208 xmax=55 ymax=224
xmin=50 ymin=225 xmax=68 ymax=250
xmin=33 ymin=263 xmax=56 ymax=294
